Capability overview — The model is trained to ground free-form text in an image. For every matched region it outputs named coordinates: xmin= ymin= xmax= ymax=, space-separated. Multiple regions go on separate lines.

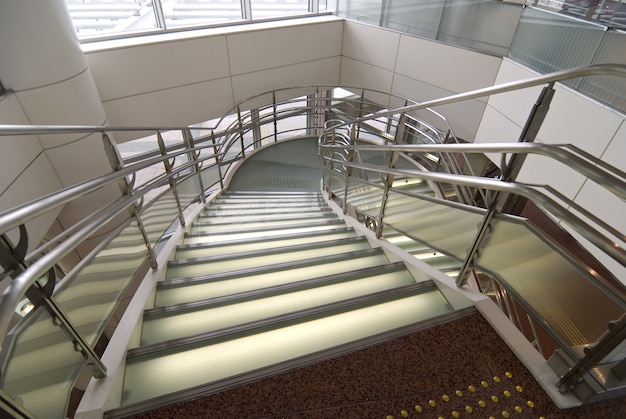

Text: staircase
xmin=113 ymin=190 xmax=466 ymax=415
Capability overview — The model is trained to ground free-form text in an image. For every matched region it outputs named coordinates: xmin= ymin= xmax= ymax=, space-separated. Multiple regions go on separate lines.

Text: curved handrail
xmin=320 ymin=142 xmax=626 ymax=201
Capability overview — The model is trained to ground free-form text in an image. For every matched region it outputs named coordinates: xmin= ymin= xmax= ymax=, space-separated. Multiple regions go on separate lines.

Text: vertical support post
xmin=342 ymin=125 xmax=357 ymax=214
xmin=237 ymin=105 xmax=246 ymax=159
xmin=455 ymin=83 xmax=556 ymax=287
xmin=211 ymin=130 xmax=224 ymax=189
xmin=272 ymin=92 xmax=278 ymax=142
xmin=241 ymin=0 xmax=252 ymax=19
xmin=183 ymin=129 xmax=206 ymax=204
xmin=375 ymin=113 xmax=406 ymax=238
xmin=101 ymin=133 xmax=158 ymax=270
xmin=156 ymin=131 xmax=185 ymax=227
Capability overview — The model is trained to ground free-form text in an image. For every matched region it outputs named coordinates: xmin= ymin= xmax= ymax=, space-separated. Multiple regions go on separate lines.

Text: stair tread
xmin=123 ymin=286 xmax=453 ymax=406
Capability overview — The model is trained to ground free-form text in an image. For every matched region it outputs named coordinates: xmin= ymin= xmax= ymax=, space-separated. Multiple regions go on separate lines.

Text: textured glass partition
xmin=509 ymin=8 xmax=606 ymax=88
xmin=381 ymin=0 xmax=444 ymax=38
xmin=476 ymin=217 xmax=626 ymax=350
xmin=578 ymin=29 xmax=626 ymax=111
xmin=336 ymin=0 xmax=383 ymax=24
xmin=438 ymin=0 xmax=522 ymax=56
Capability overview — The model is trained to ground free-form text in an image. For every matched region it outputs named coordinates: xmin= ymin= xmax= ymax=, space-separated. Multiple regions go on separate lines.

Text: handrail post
xmin=102 ymin=133 xmax=158 ymax=270
xmin=237 ymin=106 xmax=246 ymax=159
xmin=342 ymin=125 xmax=357 ymax=214
xmin=156 ymin=131 xmax=186 ymax=227
xmin=375 ymin=113 xmax=406 ymax=238
xmin=211 ymin=130 xmax=224 ymax=189
xmin=183 ymin=129 xmax=207 ymax=204
xmin=273 ymin=92 xmax=278 ymax=142
xmin=456 ymin=82 xmax=556 ymax=287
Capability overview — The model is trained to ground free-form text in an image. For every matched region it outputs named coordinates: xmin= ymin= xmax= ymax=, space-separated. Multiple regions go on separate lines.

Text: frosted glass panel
xmin=2 ymin=309 xmax=85 ymax=419
xmin=382 ymin=0 xmax=444 ymax=39
xmin=509 ymin=7 xmax=606 ymax=88
xmin=477 ymin=218 xmax=626 ymax=349
xmin=438 ymin=0 xmax=522 ymax=56
xmin=578 ymin=29 xmax=626 ymax=112
xmin=337 ymin=0 xmax=383 ymax=25
xmin=383 ymin=190 xmax=484 ymax=260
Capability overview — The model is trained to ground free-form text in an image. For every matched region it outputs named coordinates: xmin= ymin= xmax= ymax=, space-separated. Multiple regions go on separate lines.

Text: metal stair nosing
xmin=128 ymin=282 xmax=437 ymax=359
xmin=191 ymin=212 xmax=339 ymax=228
xmin=148 ymin=261 xmax=409 ymax=317
xmin=158 ymin=247 xmax=386 ymax=288
xmin=184 ymin=219 xmax=346 ymax=238
xmin=175 ymin=226 xmax=356 ymax=252
xmin=168 ymin=236 xmax=370 ymax=267
xmin=107 ymin=305 xmax=477 ymax=419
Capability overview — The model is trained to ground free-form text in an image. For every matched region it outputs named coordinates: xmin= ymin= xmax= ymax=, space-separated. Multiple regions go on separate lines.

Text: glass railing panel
xmin=476 ymin=217 xmax=626 ymax=350
xmin=53 ymin=219 xmax=148 ymax=347
xmin=381 ymin=0 xmax=444 ymax=39
xmin=336 ymin=0 xmax=383 ymax=25
xmin=383 ymin=190 xmax=484 ymax=260
xmin=578 ymin=29 xmax=626 ymax=111
xmin=199 ymin=165 xmax=221 ymax=194
xmin=509 ymin=7 xmax=606 ymax=90
xmin=438 ymin=0 xmax=522 ymax=56
xmin=346 ymin=177 xmax=384 ymax=218
xmin=2 ymin=308 xmax=86 ymax=419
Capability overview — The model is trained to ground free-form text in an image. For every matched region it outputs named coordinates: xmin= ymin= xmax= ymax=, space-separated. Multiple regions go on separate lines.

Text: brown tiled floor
xmin=129 ymin=313 xmax=626 ymax=418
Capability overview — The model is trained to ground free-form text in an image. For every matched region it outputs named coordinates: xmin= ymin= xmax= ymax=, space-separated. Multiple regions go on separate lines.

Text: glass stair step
xmin=183 ymin=220 xmax=346 ymax=245
xmin=155 ymin=250 xmax=390 ymax=306
xmin=121 ymin=285 xmax=453 ymax=407
xmin=166 ymin=239 xmax=376 ymax=280
xmin=189 ymin=213 xmax=339 ymax=232
xmin=175 ymin=227 xmax=357 ymax=259
xmin=142 ymin=267 xmax=417 ymax=346
xmin=197 ymin=210 xmax=334 ymax=224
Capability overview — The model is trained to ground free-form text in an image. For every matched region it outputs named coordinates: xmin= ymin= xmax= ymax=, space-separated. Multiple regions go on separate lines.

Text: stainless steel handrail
xmin=321 ymin=142 xmax=626 ymax=201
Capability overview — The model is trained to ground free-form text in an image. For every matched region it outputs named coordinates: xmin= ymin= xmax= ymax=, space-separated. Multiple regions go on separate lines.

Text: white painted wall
xmin=339 ymin=20 xmax=503 ymax=141
xmin=83 ymin=16 xmax=344 ymax=142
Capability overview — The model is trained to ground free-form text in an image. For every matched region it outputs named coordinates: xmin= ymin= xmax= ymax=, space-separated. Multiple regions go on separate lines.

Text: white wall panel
xmin=15 ymin=70 xmax=107 ymax=149
xmin=226 ymin=21 xmax=343 ymax=75
xmin=232 ymin=57 xmax=341 ymax=105
xmin=44 ymin=133 xmax=113 ymax=186
xmin=395 ymin=35 xmax=501 ymax=94
xmin=392 ymin=73 xmax=487 ymax=140
xmin=0 ymin=95 xmax=44 ymax=194
xmin=103 ymin=78 xmax=234 ymax=138
xmin=342 ymin=21 xmax=400 ymax=72
xmin=536 ymin=85 xmax=624 ymax=158
xmin=484 ymin=60 xmax=544 ymax=128
xmin=0 ymin=0 xmax=86 ymax=91
xmin=339 ymin=57 xmax=394 ymax=96
xmin=0 ymin=154 xmax=62 ymax=253
xmin=85 ymin=36 xmax=231 ymax=102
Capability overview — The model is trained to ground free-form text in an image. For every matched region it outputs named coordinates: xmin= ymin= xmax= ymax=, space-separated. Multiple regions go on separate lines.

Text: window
xmin=65 ymin=0 xmax=328 ymax=39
